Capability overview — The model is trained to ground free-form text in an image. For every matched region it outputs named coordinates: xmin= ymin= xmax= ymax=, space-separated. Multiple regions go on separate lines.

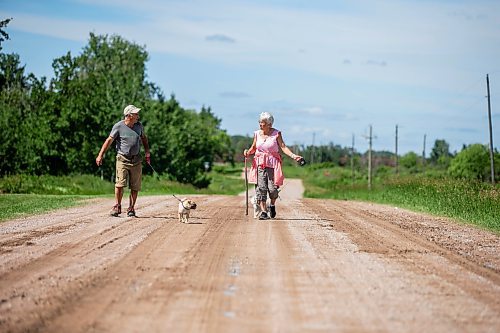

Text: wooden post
xmin=244 ymin=157 xmax=249 ymax=216
xmin=395 ymin=125 xmax=399 ymax=174
xmin=422 ymin=134 xmax=426 ymax=171
xmin=486 ymin=74 xmax=496 ymax=185
xmin=368 ymin=125 xmax=372 ymax=190
xmin=311 ymin=132 xmax=316 ymax=165
xmin=351 ymin=134 xmax=355 ymax=185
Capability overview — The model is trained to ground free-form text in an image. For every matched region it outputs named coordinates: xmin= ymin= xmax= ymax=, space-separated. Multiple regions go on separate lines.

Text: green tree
xmin=0 ymin=53 xmax=56 ymax=175
xmin=399 ymin=151 xmax=419 ymax=172
xmin=0 ymin=18 xmax=12 ymax=51
xmin=1 ymin=32 xmax=232 ymax=187
xmin=448 ymin=144 xmax=497 ymax=181
xmin=144 ymin=96 xmax=232 ymax=188
xmin=430 ymin=139 xmax=452 ymax=168
xmin=50 ymin=33 xmax=153 ymax=176
xmin=231 ymin=135 xmax=253 ymax=163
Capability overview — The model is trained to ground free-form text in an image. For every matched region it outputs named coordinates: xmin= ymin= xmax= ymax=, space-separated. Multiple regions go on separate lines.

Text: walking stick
xmin=244 ymin=156 xmax=249 ymax=216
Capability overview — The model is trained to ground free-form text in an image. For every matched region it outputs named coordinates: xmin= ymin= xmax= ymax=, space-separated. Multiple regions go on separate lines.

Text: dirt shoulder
xmin=0 ymin=181 xmax=499 ymax=332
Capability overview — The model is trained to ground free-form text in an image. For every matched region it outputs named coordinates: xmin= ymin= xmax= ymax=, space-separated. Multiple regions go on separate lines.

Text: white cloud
xmin=3 ymin=0 xmax=500 ymax=152
xmin=4 ymin=0 xmax=500 ymax=93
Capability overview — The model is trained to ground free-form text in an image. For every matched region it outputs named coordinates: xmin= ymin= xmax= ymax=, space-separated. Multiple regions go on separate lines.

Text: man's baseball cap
xmin=123 ymin=104 xmax=141 ymax=116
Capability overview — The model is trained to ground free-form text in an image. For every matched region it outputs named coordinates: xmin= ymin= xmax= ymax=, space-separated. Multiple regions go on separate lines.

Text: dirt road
xmin=1 ymin=179 xmax=499 ymax=332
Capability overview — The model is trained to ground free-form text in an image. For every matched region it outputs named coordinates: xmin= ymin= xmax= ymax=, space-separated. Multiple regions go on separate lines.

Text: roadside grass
xmin=2 ymin=164 xmax=499 ymax=234
xmin=298 ymin=165 xmax=500 ymax=233
xmin=0 ymin=194 xmax=92 ymax=221
xmin=0 ymin=165 xmax=245 ymax=221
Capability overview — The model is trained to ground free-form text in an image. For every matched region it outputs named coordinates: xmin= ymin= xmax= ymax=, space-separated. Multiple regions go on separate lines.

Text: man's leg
xmin=129 ymin=190 xmax=138 ymax=211
xmin=112 ymin=157 xmax=128 ymax=216
xmin=127 ymin=160 xmax=142 ymax=216
xmin=115 ymin=186 xmax=124 ymax=205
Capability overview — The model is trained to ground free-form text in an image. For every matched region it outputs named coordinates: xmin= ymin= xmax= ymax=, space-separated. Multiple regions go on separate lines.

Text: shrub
xmin=448 ymin=144 xmax=491 ymax=181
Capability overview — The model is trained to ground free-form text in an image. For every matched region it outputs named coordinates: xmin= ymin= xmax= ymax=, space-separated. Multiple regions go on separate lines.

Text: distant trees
xmin=430 ymin=139 xmax=452 ymax=168
xmin=399 ymin=152 xmax=419 ymax=172
xmin=1 ymin=24 xmax=498 ymax=187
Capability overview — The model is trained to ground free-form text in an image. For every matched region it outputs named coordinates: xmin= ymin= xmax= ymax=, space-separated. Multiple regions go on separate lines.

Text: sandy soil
xmin=0 ymin=179 xmax=499 ymax=332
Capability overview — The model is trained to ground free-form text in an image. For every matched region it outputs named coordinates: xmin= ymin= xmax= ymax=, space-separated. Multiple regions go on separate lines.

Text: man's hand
xmin=96 ymin=155 xmax=103 ymax=166
xmin=145 ymin=152 xmax=151 ymax=164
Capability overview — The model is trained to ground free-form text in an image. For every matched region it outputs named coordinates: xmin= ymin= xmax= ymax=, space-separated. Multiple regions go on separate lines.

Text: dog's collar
xmin=173 ymin=194 xmax=191 ymax=210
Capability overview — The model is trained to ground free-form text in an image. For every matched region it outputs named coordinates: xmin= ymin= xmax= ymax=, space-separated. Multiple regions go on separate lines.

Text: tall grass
xmin=0 ymin=165 xmax=246 ymax=221
xmin=0 ymin=165 xmax=245 ymax=196
xmin=0 ymin=194 xmax=91 ymax=221
xmin=2 ymin=165 xmax=498 ymax=234
xmin=300 ymin=166 xmax=500 ymax=233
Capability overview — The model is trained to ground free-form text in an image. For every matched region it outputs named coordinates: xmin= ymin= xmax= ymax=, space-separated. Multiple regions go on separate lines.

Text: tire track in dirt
xmin=304 ymin=199 xmax=500 ymax=314
xmin=1 ymin=191 xmax=499 ymax=332
xmin=40 ymin=195 xmax=236 ymax=333
xmin=0 ymin=196 xmax=183 ymax=332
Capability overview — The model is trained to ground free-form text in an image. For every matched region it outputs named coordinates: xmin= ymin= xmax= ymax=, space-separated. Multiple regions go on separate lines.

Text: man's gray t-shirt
xmin=109 ymin=120 xmax=145 ymax=157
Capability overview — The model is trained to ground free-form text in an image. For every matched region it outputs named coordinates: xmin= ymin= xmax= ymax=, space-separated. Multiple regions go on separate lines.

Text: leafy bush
xmin=448 ymin=144 xmax=495 ymax=181
xmin=399 ymin=152 xmax=419 ymax=171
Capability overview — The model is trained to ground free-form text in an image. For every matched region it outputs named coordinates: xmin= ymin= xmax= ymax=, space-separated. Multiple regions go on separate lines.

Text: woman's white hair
xmin=259 ymin=112 xmax=274 ymax=126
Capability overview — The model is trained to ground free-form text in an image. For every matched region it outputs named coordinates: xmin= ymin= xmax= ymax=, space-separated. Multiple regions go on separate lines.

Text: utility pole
xmin=486 ymin=74 xmax=496 ymax=185
xmin=311 ymin=132 xmax=316 ymax=165
xmin=368 ymin=126 xmax=373 ymax=190
xmin=422 ymin=134 xmax=426 ymax=170
xmin=362 ymin=125 xmax=375 ymax=190
xmin=351 ymin=134 xmax=355 ymax=185
xmin=395 ymin=124 xmax=399 ymax=174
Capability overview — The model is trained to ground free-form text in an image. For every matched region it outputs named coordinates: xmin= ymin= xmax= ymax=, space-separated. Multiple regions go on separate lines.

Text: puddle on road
xmin=223 ymin=311 xmax=236 ymax=318
xmin=228 ymin=258 xmax=241 ymax=277
xmin=224 ymin=284 xmax=237 ymax=296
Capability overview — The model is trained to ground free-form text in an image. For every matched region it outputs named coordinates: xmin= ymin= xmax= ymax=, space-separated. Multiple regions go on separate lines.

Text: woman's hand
xmin=290 ymin=153 xmax=302 ymax=161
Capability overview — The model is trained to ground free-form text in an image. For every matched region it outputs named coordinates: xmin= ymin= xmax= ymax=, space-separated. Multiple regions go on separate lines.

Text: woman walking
xmin=244 ymin=112 xmax=303 ymax=220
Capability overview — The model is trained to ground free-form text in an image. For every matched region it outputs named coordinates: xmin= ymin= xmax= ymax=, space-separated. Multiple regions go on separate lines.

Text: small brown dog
xmin=178 ymin=198 xmax=197 ymax=223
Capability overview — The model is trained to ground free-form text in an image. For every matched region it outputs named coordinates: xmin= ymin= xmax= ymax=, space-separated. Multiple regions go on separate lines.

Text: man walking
xmin=96 ymin=105 xmax=151 ymax=217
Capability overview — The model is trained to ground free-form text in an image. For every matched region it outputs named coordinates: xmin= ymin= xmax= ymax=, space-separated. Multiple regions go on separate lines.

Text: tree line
xmin=1 ymin=20 xmax=498 ymax=186
xmin=0 ymin=32 xmax=232 ymax=187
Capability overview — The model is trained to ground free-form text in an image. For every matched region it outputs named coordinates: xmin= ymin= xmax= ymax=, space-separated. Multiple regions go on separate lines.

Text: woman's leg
xmin=266 ymin=168 xmax=279 ymax=218
xmin=256 ymin=167 xmax=268 ymax=212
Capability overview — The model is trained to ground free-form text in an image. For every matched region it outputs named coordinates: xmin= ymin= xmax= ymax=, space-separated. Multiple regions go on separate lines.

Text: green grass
xmin=300 ymin=166 xmax=500 ymax=233
xmin=2 ymin=165 xmax=499 ymax=234
xmin=0 ymin=165 xmax=246 ymax=221
xmin=0 ymin=194 xmax=92 ymax=221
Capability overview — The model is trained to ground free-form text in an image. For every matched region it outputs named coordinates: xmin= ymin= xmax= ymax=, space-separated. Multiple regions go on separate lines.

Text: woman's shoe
xmin=259 ymin=212 xmax=270 ymax=220
xmin=269 ymin=205 xmax=276 ymax=218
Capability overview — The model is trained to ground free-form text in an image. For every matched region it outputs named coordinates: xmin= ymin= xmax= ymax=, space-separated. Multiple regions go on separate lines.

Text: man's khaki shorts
xmin=115 ymin=154 xmax=142 ymax=191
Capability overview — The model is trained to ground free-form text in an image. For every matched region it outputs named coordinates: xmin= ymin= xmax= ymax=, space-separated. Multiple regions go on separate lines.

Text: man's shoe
xmin=110 ymin=204 xmax=121 ymax=217
xmin=259 ymin=212 xmax=270 ymax=220
xmin=127 ymin=207 xmax=136 ymax=217
xmin=269 ymin=205 xmax=276 ymax=218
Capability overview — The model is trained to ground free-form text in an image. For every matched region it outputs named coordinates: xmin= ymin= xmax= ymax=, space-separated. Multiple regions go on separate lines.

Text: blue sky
xmin=2 ymin=0 xmax=499 ymax=155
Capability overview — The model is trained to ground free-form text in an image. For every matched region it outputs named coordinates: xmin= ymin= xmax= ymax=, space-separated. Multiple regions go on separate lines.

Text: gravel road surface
xmin=1 ymin=179 xmax=499 ymax=332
